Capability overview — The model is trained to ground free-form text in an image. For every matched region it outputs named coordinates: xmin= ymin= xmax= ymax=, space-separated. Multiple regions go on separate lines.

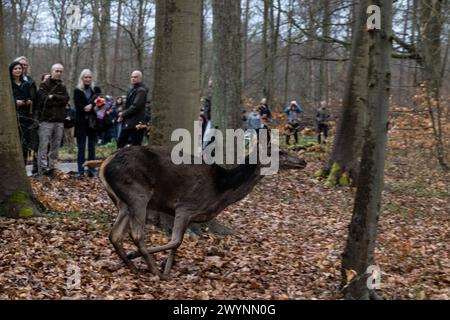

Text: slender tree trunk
xmin=152 ymin=0 xmax=202 ymax=146
xmin=96 ymin=0 xmax=111 ymax=91
xmin=211 ymin=0 xmax=242 ymax=131
xmin=243 ymin=0 xmax=251 ymax=94
xmin=91 ymin=0 xmax=100 ymax=79
xmin=136 ymin=0 xmax=146 ymax=71
xmin=319 ymin=0 xmax=331 ymax=102
xmin=262 ymin=0 xmax=271 ymax=103
xmin=419 ymin=0 xmax=448 ymax=170
xmin=283 ymin=0 xmax=294 ymax=103
xmin=0 ymin=1 xmax=38 ymax=219
xmin=323 ymin=0 xmax=370 ymax=184
xmin=112 ymin=0 xmax=123 ymax=95
xmin=341 ymin=0 xmax=393 ymax=300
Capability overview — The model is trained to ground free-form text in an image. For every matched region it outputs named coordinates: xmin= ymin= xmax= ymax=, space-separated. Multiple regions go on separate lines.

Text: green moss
xmin=325 ymin=162 xmax=341 ymax=188
xmin=314 ymin=169 xmax=325 ymax=178
xmin=0 ymin=191 xmax=35 ymax=219
xmin=19 ymin=207 xmax=33 ymax=219
xmin=9 ymin=191 xmax=29 ymax=205
xmin=339 ymin=173 xmax=351 ymax=186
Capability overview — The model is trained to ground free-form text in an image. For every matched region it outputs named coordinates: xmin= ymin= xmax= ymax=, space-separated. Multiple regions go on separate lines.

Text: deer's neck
xmin=215 ymin=163 xmax=263 ymax=205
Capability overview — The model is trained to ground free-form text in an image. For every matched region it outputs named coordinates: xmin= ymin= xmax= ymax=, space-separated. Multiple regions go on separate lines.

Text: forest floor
xmin=0 ymin=112 xmax=448 ymax=300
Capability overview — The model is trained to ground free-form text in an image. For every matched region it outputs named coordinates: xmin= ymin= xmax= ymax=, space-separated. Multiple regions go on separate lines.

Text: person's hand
xmin=16 ymin=100 xmax=25 ymax=107
xmin=49 ymin=94 xmax=54 ymax=99
xmin=84 ymin=104 xmax=93 ymax=112
xmin=65 ymin=117 xmax=71 ymax=121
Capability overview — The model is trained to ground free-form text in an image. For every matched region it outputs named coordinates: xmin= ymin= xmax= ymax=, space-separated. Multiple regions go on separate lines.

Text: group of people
xmin=9 ymin=56 xmax=150 ymax=177
xmin=242 ymin=98 xmax=330 ymax=145
xmin=10 ymin=56 xmax=331 ymax=178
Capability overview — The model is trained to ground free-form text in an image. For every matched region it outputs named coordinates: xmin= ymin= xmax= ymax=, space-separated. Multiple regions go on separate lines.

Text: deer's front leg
xmin=146 ymin=212 xmax=191 ymax=276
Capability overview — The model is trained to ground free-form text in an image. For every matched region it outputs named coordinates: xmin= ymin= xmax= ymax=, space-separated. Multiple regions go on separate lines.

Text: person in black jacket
xmin=10 ymin=61 xmax=32 ymax=165
xmin=117 ymin=70 xmax=148 ymax=148
xmin=15 ymin=56 xmax=39 ymax=174
xmin=73 ymin=69 xmax=101 ymax=177
xmin=37 ymin=64 xmax=70 ymax=176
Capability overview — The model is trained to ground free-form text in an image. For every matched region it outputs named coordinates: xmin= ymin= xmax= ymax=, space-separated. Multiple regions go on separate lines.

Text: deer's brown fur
xmin=97 ymin=145 xmax=306 ymax=277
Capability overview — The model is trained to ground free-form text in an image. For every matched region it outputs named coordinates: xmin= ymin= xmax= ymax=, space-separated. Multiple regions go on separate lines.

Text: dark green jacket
xmin=37 ymin=78 xmax=70 ymax=123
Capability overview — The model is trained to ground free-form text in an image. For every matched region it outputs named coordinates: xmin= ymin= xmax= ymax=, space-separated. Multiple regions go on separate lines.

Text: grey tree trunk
xmin=341 ymin=0 xmax=393 ymax=300
xmin=0 ymin=1 xmax=38 ymax=219
xmin=112 ymin=0 xmax=123 ymax=93
xmin=242 ymin=0 xmax=251 ymax=94
xmin=211 ymin=0 xmax=242 ymax=131
xmin=152 ymin=0 xmax=202 ymax=146
xmin=419 ymin=0 xmax=448 ymax=170
xmin=324 ymin=0 xmax=370 ymax=185
xmin=97 ymin=0 xmax=111 ymax=91
xmin=283 ymin=0 xmax=294 ymax=103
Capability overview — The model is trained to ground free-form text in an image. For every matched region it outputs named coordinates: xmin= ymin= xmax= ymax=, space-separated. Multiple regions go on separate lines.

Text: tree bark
xmin=211 ymin=0 xmax=242 ymax=131
xmin=419 ymin=0 xmax=448 ymax=170
xmin=242 ymin=0 xmax=251 ymax=94
xmin=97 ymin=0 xmax=111 ymax=91
xmin=324 ymin=0 xmax=370 ymax=184
xmin=341 ymin=0 xmax=392 ymax=300
xmin=283 ymin=0 xmax=294 ymax=103
xmin=151 ymin=0 xmax=202 ymax=146
xmin=0 ymin=1 xmax=38 ymax=219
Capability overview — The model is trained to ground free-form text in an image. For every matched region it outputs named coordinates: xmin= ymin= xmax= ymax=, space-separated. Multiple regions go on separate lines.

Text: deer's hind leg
xmin=126 ymin=208 xmax=161 ymax=261
xmin=109 ymin=202 xmax=139 ymax=274
xmin=128 ymin=202 xmax=161 ymax=277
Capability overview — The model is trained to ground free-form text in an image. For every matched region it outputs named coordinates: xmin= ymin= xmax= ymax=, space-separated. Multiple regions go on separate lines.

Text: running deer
xmin=97 ymin=145 xmax=306 ymax=277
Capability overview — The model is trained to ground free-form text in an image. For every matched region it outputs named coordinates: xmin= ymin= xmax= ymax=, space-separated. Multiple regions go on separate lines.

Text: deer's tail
xmin=83 ymin=160 xmax=105 ymax=169
xmin=97 ymin=155 xmax=121 ymax=207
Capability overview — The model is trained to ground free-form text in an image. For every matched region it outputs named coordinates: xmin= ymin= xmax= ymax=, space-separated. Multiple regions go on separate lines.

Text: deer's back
xmin=103 ymin=146 xmax=224 ymax=217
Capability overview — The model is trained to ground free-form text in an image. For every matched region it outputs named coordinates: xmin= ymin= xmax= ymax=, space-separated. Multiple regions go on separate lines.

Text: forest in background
xmin=3 ymin=0 xmax=449 ymax=115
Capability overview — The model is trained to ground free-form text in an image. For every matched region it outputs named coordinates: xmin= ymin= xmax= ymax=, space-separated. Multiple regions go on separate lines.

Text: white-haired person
xmin=73 ymin=69 xmax=102 ymax=177
xmin=37 ymin=64 xmax=70 ymax=176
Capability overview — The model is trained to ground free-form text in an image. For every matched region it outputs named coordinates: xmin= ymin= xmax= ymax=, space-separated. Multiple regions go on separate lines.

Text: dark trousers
xmin=317 ymin=123 xmax=329 ymax=144
xmin=286 ymin=131 xmax=299 ymax=145
xmin=18 ymin=116 xmax=33 ymax=165
xmin=117 ymin=129 xmax=144 ymax=149
xmin=77 ymin=134 xmax=97 ymax=173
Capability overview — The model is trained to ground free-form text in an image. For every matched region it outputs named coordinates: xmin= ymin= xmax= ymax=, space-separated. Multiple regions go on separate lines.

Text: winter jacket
xmin=247 ymin=112 xmax=263 ymax=130
xmin=12 ymin=80 xmax=32 ymax=118
xmin=284 ymin=104 xmax=303 ymax=122
xmin=73 ymin=86 xmax=102 ymax=137
xmin=259 ymin=104 xmax=272 ymax=119
xmin=122 ymin=83 xmax=148 ymax=131
xmin=37 ymin=78 xmax=70 ymax=123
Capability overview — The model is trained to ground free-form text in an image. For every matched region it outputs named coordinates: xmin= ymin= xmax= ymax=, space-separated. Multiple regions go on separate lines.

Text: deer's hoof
xmin=126 ymin=251 xmax=141 ymax=260
xmin=159 ymin=273 xmax=170 ymax=281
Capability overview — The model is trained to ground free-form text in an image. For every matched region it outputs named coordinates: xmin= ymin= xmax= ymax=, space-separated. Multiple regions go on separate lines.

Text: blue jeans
xmin=77 ymin=134 xmax=97 ymax=174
